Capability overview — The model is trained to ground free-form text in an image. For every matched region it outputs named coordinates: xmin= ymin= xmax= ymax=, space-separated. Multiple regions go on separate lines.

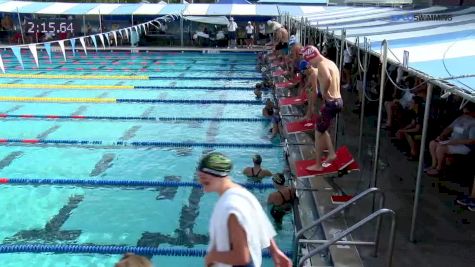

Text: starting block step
xmin=331 ymin=195 xmax=353 ymax=204
xmin=272 ymin=70 xmax=288 ymax=77
xmin=271 ymin=61 xmax=283 ymax=68
xmin=295 ymin=146 xmax=359 ymax=179
xmin=275 ymin=81 xmax=294 ymax=89
xmin=286 ymin=114 xmax=319 ymax=133
xmin=279 ymin=96 xmax=307 ymax=106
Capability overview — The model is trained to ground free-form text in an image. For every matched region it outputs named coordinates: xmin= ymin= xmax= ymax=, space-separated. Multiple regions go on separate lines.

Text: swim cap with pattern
xmin=272 ymin=173 xmax=285 ymax=185
xmin=301 ymin=45 xmax=321 ymax=62
xmin=198 ymin=152 xmax=233 ymax=177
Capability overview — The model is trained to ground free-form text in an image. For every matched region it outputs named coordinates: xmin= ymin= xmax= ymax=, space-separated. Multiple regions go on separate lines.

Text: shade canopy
xmin=300 ymin=5 xmax=475 ymax=100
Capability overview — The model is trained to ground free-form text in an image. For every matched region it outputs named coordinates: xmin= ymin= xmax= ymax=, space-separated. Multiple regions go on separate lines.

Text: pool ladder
xmin=293 ymin=187 xmax=396 ymax=267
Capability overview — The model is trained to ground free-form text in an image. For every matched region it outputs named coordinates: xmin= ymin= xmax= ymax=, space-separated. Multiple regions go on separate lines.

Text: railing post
xmin=371 ymin=40 xmax=388 ymax=209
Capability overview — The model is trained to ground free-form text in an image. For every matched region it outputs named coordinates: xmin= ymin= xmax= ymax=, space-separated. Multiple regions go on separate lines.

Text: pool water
xmin=0 ymin=51 xmax=293 ymax=266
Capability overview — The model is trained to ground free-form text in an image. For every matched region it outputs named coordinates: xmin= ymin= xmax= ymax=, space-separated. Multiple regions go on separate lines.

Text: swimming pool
xmin=0 ymin=51 xmax=294 ymax=266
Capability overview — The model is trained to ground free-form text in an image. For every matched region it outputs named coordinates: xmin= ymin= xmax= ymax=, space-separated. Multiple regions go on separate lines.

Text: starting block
xmin=331 ymin=195 xmax=353 ymax=204
xmin=286 ymin=114 xmax=319 ymax=133
xmin=275 ymin=81 xmax=294 ymax=89
xmin=291 ymin=75 xmax=302 ymax=83
xmin=294 ymin=146 xmax=359 ymax=179
xmin=272 ymin=69 xmax=288 ymax=77
xmin=279 ymin=91 xmax=308 ymax=106
xmin=275 ymin=75 xmax=302 ymax=89
xmin=271 ymin=61 xmax=283 ymax=68
xmin=279 ymin=96 xmax=307 ymax=106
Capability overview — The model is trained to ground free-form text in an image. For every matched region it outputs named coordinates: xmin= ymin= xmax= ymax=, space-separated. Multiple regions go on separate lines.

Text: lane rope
xmin=0 ymin=114 xmax=269 ymax=122
xmin=0 ymin=84 xmax=133 ymax=89
xmin=0 ymin=96 xmax=116 ymax=103
xmin=0 ymin=74 xmax=148 ymax=80
xmin=0 ymin=177 xmax=275 ymax=190
xmin=0 ymin=244 xmax=292 ymax=258
xmin=0 ymin=74 xmax=260 ymax=81
xmin=0 ymin=97 xmax=262 ymax=104
xmin=0 ymin=139 xmax=277 ymax=148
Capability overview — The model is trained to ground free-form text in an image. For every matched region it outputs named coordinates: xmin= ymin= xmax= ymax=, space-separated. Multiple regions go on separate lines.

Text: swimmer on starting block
xmin=298 ymin=60 xmax=319 ymax=121
xmin=302 ymin=46 xmax=343 ymax=172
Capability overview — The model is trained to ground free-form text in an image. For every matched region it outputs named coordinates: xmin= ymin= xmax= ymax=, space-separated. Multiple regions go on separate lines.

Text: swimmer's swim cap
xmin=198 ymin=152 xmax=233 ymax=177
xmin=252 ymin=154 xmax=262 ymax=164
xmin=272 ymin=173 xmax=285 ymax=185
xmin=299 ymin=60 xmax=310 ymax=72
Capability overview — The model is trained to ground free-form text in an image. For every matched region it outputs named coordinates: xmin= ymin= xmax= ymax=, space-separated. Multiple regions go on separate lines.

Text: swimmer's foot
xmin=306 ymin=163 xmax=324 ymax=172
xmin=323 ymin=154 xmax=337 ymax=165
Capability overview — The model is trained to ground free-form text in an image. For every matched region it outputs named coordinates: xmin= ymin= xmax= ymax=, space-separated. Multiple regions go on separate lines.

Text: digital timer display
xmin=26 ymin=20 xmax=75 ymax=34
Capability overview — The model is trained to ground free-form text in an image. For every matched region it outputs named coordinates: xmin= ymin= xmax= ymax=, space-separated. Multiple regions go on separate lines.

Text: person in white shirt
xmin=342 ymin=45 xmax=353 ymax=90
xmin=245 ymin=21 xmax=254 ymax=49
xmin=197 ymin=152 xmax=292 ymax=267
xmin=227 ymin=17 xmax=238 ymax=49
xmin=258 ymin=23 xmax=266 ymax=41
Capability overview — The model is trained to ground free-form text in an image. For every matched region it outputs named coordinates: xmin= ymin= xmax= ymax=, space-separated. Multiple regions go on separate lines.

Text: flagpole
xmin=99 ymin=9 xmax=103 ymax=34
xmin=16 ymin=7 xmax=25 ymax=44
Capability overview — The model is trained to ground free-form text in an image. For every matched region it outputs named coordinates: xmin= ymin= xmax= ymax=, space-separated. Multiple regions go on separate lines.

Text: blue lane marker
xmin=0 ymin=244 xmax=292 ymax=258
xmin=2 ymin=115 xmax=269 ymax=122
xmin=0 ymin=139 xmax=277 ymax=148
xmin=115 ymin=99 xmax=262 ymax=105
xmin=5 ymin=178 xmax=275 ymax=190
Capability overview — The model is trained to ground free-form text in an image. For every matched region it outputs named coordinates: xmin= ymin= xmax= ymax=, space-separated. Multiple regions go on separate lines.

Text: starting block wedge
xmin=279 ymin=96 xmax=307 ymax=106
xmin=272 ymin=70 xmax=288 ymax=77
xmin=271 ymin=61 xmax=283 ymax=68
xmin=331 ymin=195 xmax=353 ymax=204
xmin=295 ymin=146 xmax=359 ymax=179
xmin=275 ymin=81 xmax=294 ymax=89
xmin=286 ymin=114 xmax=319 ymax=133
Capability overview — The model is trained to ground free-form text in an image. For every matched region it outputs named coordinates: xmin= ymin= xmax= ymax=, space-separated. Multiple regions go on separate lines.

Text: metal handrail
xmin=296 ymin=187 xmax=384 ymax=238
xmin=293 ymin=187 xmax=385 ymax=264
xmin=299 ymin=208 xmax=396 ymax=267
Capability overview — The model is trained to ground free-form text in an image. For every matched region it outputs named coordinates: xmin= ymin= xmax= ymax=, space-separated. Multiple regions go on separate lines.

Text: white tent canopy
xmin=184 ymin=16 xmax=229 ymax=25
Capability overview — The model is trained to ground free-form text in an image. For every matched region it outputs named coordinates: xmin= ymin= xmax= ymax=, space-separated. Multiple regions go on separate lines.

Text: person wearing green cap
xmin=197 ymin=152 xmax=291 ymax=267
xmin=242 ymin=154 xmax=272 ymax=180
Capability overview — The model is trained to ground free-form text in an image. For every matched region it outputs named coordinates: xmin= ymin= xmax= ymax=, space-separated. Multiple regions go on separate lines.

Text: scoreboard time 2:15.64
xmin=26 ymin=20 xmax=74 ymax=34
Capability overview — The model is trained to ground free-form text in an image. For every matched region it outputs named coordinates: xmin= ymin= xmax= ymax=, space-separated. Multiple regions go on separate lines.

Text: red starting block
xmin=331 ymin=195 xmax=353 ymax=204
xmin=291 ymin=75 xmax=302 ymax=83
xmin=279 ymin=90 xmax=308 ymax=106
xmin=279 ymin=96 xmax=307 ymax=106
xmin=295 ymin=146 xmax=359 ymax=179
xmin=272 ymin=70 xmax=288 ymax=77
xmin=275 ymin=81 xmax=294 ymax=89
xmin=271 ymin=61 xmax=283 ymax=68
xmin=286 ymin=114 xmax=319 ymax=133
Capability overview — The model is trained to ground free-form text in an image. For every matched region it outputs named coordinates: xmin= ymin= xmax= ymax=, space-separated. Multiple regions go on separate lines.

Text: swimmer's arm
xmin=319 ymin=71 xmax=332 ymax=101
xmin=304 ymin=91 xmax=316 ymax=120
xmin=269 ymin=239 xmax=292 ymax=267
xmin=205 ymin=214 xmax=251 ymax=266
xmin=304 ymin=73 xmax=318 ymax=117
xmin=275 ymin=31 xmax=282 ymax=43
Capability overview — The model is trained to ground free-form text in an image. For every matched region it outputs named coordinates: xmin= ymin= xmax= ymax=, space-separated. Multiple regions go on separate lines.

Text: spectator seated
xmin=426 ymin=102 xmax=475 ymax=177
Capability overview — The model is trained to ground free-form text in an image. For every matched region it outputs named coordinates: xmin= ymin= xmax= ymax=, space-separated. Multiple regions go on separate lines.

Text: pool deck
xmin=334 ymin=91 xmax=475 ymax=267
xmin=273 ymin=69 xmax=475 ymax=266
